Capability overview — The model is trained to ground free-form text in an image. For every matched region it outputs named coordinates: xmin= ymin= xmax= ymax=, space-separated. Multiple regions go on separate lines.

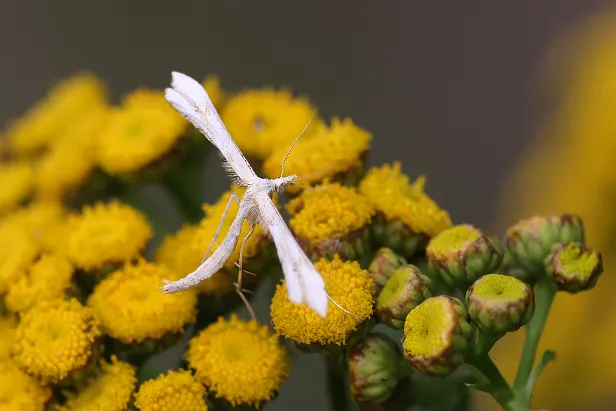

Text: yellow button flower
xmin=64 ymin=201 xmax=152 ymax=271
xmin=0 ymin=360 xmax=52 ymax=411
xmin=6 ymin=73 xmax=108 ymax=156
xmin=0 ymin=221 xmax=39 ymax=295
xmin=359 ymin=162 xmax=452 ymax=238
xmin=134 ymin=369 xmax=208 ymax=411
xmin=97 ymin=89 xmax=187 ymax=175
xmin=57 ymin=356 xmax=136 ymax=411
xmin=0 ymin=316 xmax=17 ymax=361
xmin=271 ymin=255 xmax=374 ymax=345
xmin=0 ymin=161 xmax=34 ymax=212
xmin=11 ymin=298 xmax=102 ymax=385
xmin=187 ymin=314 xmax=290 ymax=407
xmin=5 ymin=254 xmax=74 ymax=314
xmin=221 ymin=87 xmax=318 ymax=159
xmin=88 ymin=260 xmax=197 ymax=344
xmin=263 ymin=118 xmax=372 ymax=189
xmin=3 ymin=200 xmax=65 ymax=248
xmin=154 ymin=224 xmax=235 ymax=295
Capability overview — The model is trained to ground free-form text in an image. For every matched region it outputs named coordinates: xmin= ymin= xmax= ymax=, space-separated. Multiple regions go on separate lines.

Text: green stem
xmin=471 ymin=354 xmax=528 ymax=411
xmin=326 ymin=356 xmax=352 ymax=411
xmin=160 ymin=156 xmax=206 ymax=223
xmin=514 ymin=279 xmax=557 ymax=390
xmin=524 ymin=350 xmax=556 ymax=396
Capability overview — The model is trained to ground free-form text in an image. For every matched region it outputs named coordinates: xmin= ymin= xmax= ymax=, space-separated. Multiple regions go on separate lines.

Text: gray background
xmin=0 ymin=1 xmax=609 ymax=409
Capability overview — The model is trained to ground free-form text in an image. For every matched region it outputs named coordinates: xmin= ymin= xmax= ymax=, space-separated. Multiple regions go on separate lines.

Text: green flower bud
xmin=349 ymin=333 xmax=402 ymax=404
xmin=368 ymin=247 xmax=407 ymax=293
xmin=505 ymin=214 xmax=584 ymax=275
xmin=426 ymin=225 xmax=504 ymax=286
xmin=466 ymin=274 xmax=535 ymax=333
xmin=545 ymin=242 xmax=603 ymax=293
xmin=402 ymin=296 xmax=473 ymax=376
xmin=371 ymin=214 xmax=428 ymax=258
xmin=376 ymin=265 xmax=432 ymax=328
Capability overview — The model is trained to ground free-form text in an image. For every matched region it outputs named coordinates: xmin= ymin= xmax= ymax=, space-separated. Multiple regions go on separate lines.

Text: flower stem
xmin=513 ymin=279 xmax=557 ymax=391
xmin=326 ymin=356 xmax=352 ymax=411
xmin=470 ymin=354 xmax=528 ymax=411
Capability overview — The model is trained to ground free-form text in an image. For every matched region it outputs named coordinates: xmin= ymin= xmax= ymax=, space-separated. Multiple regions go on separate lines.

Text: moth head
xmin=272 ymin=175 xmax=298 ymax=193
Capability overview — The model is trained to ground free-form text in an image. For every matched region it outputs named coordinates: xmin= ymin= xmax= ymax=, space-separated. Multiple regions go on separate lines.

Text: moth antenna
xmin=280 ymin=118 xmax=313 ymax=178
xmin=327 ymin=294 xmax=360 ymax=318
xmin=291 ymin=183 xmax=327 ymax=192
xmin=294 ymin=161 xmax=340 ymax=183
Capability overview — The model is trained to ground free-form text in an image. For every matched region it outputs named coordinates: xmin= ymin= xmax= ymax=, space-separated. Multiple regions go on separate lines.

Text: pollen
xmin=187 ymin=314 xmax=290 ymax=407
xmin=270 ymin=255 xmax=374 ymax=345
xmin=134 ymin=369 xmax=208 ymax=411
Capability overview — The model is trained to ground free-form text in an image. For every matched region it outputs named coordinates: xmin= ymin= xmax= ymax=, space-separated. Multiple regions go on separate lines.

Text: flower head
xmin=0 ymin=161 xmax=34 ymax=212
xmin=271 ymin=255 xmax=374 ymax=345
xmin=0 ymin=360 xmax=52 ymax=411
xmin=263 ymin=118 xmax=371 ymax=188
xmin=57 ymin=356 xmax=136 ymax=411
xmin=287 ymin=182 xmax=375 ymax=260
xmin=88 ymin=260 xmax=197 ymax=344
xmin=360 ymin=163 xmax=452 ymax=239
xmin=64 ymin=201 xmax=152 ymax=271
xmin=546 ymin=242 xmax=603 ymax=293
xmin=367 ymin=248 xmax=407 ymax=293
xmin=155 ymin=224 xmax=235 ymax=295
xmin=0 ymin=316 xmax=17 ymax=361
xmin=221 ymin=87 xmax=318 ymax=159
xmin=0 ymin=222 xmax=39 ymax=295
xmin=7 ymin=73 xmax=108 ymax=156
xmin=97 ymin=89 xmax=187 ymax=174
xmin=3 ymin=200 xmax=66 ymax=252
xmin=5 ymin=254 xmax=74 ymax=313
xmin=187 ymin=314 xmax=290 ymax=407
xmin=134 ymin=369 xmax=207 ymax=411
xmin=11 ymin=299 xmax=102 ymax=384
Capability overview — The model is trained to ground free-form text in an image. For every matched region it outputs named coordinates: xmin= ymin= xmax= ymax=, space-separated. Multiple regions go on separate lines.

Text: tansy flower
xmin=0 ymin=222 xmax=39 ymax=295
xmin=221 ymin=87 xmax=318 ymax=159
xmin=0 ymin=161 xmax=34 ymax=212
xmin=0 ymin=360 xmax=52 ymax=411
xmin=187 ymin=314 xmax=290 ymax=407
xmin=5 ymin=254 xmax=74 ymax=314
xmin=2 ymin=200 xmax=66 ymax=253
xmin=203 ymin=75 xmax=225 ymax=109
xmin=0 ymin=316 xmax=17 ymax=360
xmin=11 ymin=298 xmax=102 ymax=385
xmin=134 ymin=369 xmax=208 ymax=411
xmin=88 ymin=260 xmax=197 ymax=344
xmin=64 ymin=201 xmax=152 ymax=271
xmin=263 ymin=118 xmax=372 ymax=190
xmin=287 ymin=182 xmax=375 ymax=260
xmin=154 ymin=224 xmax=235 ymax=295
xmin=360 ymin=162 xmax=452 ymax=238
xmin=270 ymin=255 xmax=374 ymax=345
xmin=57 ymin=356 xmax=136 ymax=411
xmin=6 ymin=73 xmax=108 ymax=156
xmin=97 ymin=89 xmax=187 ymax=175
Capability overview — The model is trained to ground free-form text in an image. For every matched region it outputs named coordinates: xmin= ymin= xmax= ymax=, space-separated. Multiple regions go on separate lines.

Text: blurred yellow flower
xmin=0 ymin=316 xmax=17 ymax=361
xmin=0 ymin=222 xmax=39 ymax=295
xmin=57 ymin=356 xmax=136 ymax=411
xmin=221 ymin=87 xmax=318 ymax=159
xmin=88 ymin=260 xmax=197 ymax=344
xmin=2 ymin=200 xmax=65 ymax=252
xmin=6 ymin=73 xmax=108 ymax=156
xmin=0 ymin=161 xmax=34 ymax=212
xmin=203 ymin=75 xmax=225 ymax=109
xmin=64 ymin=201 xmax=152 ymax=271
xmin=11 ymin=298 xmax=102 ymax=384
xmin=0 ymin=360 xmax=52 ymax=411
xmin=360 ymin=162 xmax=452 ymax=238
xmin=271 ymin=255 xmax=373 ymax=345
xmin=134 ymin=369 xmax=208 ymax=411
xmin=97 ymin=89 xmax=187 ymax=174
xmin=154 ymin=224 xmax=235 ymax=295
xmin=187 ymin=314 xmax=290 ymax=407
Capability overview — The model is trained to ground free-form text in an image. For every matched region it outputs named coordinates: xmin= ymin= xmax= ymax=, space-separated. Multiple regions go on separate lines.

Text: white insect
xmin=162 ymin=71 xmax=333 ymax=318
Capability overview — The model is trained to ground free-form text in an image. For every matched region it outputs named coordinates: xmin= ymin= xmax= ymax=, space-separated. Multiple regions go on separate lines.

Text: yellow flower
xmin=2 ymin=200 xmax=66 ymax=253
xmin=0 ymin=360 xmax=52 ymax=411
xmin=58 ymin=356 xmax=136 ymax=411
xmin=97 ymin=89 xmax=187 ymax=174
xmin=270 ymin=255 xmax=373 ymax=345
xmin=203 ymin=75 xmax=225 ymax=109
xmin=64 ymin=201 xmax=152 ymax=271
xmin=359 ymin=162 xmax=452 ymax=237
xmin=5 ymin=254 xmax=74 ymax=314
xmin=221 ymin=87 xmax=318 ymax=159
xmin=154 ymin=224 xmax=235 ymax=295
xmin=134 ymin=369 xmax=208 ymax=411
xmin=0 ymin=222 xmax=39 ymax=295
xmin=0 ymin=161 xmax=34 ymax=212
xmin=88 ymin=260 xmax=197 ymax=344
xmin=187 ymin=314 xmax=290 ymax=407
xmin=263 ymin=117 xmax=372 ymax=187
xmin=11 ymin=298 xmax=102 ymax=384
xmin=0 ymin=316 xmax=17 ymax=361
xmin=193 ymin=186 xmax=266 ymax=270
xmin=6 ymin=73 xmax=108 ymax=156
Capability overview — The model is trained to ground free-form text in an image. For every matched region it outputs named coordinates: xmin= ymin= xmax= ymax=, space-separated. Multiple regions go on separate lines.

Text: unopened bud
xmin=368 ymin=248 xmax=407 ymax=292
xmin=545 ymin=242 xmax=602 ymax=293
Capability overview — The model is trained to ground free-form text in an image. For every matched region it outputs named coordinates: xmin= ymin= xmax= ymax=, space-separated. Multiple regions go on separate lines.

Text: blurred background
xmin=2 ymin=1 xmax=616 ymax=410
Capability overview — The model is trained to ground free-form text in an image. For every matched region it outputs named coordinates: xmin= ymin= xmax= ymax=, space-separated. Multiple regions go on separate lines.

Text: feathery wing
xmin=256 ymin=193 xmax=328 ymax=317
xmin=165 ymin=71 xmax=258 ymax=184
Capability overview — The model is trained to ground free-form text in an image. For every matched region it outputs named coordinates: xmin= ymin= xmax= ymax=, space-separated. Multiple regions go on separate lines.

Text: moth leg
xmin=237 ymin=224 xmax=257 ymax=321
xmin=200 ymin=192 xmax=241 ymax=265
